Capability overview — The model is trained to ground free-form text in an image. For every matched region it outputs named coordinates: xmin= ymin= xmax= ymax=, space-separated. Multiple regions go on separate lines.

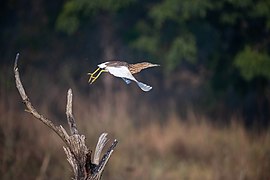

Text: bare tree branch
xmin=66 ymin=88 xmax=79 ymax=135
xmin=14 ymin=53 xmax=118 ymax=180
xmin=95 ymin=139 xmax=118 ymax=179
xmin=93 ymin=133 xmax=109 ymax=165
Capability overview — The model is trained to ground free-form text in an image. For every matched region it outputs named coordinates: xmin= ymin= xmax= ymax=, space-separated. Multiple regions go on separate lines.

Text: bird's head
xmin=98 ymin=62 xmax=109 ymax=69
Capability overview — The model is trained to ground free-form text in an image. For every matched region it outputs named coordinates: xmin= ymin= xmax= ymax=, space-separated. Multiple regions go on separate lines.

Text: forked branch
xmin=14 ymin=53 xmax=118 ymax=180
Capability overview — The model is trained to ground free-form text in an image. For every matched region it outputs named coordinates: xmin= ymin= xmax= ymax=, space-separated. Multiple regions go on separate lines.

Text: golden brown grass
xmin=1 ymin=79 xmax=270 ymax=180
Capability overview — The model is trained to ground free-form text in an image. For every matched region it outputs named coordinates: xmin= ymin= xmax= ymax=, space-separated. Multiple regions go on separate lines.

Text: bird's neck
xmin=128 ymin=62 xmax=149 ymax=74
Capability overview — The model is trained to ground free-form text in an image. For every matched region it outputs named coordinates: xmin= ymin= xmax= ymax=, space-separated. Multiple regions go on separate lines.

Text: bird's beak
xmin=150 ymin=64 xmax=160 ymax=67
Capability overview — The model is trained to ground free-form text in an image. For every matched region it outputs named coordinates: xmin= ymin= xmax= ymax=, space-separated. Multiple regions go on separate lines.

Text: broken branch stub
xmin=14 ymin=53 xmax=118 ymax=180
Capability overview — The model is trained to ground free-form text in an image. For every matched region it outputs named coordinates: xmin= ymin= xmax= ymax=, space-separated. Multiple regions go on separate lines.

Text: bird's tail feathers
xmin=137 ymin=81 xmax=152 ymax=92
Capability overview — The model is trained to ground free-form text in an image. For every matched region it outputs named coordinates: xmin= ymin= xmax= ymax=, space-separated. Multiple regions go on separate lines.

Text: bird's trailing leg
xmin=89 ymin=69 xmax=108 ymax=84
xmin=87 ymin=68 xmax=100 ymax=83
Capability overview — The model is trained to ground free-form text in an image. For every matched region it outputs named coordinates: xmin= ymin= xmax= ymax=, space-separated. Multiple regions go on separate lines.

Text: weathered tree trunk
xmin=14 ymin=53 xmax=117 ymax=180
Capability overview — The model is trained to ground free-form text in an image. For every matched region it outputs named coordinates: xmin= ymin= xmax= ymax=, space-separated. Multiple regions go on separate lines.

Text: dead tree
xmin=13 ymin=53 xmax=118 ymax=180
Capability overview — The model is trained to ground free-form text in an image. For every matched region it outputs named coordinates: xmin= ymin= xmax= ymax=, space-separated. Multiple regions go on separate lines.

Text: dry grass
xmin=1 ymin=75 xmax=270 ymax=180
xmin=105 ymin=116 xmax=270 ymax=180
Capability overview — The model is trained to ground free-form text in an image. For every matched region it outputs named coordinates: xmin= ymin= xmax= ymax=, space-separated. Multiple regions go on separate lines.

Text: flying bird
xmin=88 ymin=61 xmax=160 ymax=91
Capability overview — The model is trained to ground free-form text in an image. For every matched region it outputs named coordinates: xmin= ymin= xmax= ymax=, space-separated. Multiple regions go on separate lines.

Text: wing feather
xmin=107 ymin=66 xmax=152 ymax=91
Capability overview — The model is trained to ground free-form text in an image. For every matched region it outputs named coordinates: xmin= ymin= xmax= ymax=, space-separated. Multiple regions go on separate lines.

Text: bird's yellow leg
xmin=90 ymin=69 xmax=108 ymax=84
xmin=87 ymin=68 xmax=100 ymax=83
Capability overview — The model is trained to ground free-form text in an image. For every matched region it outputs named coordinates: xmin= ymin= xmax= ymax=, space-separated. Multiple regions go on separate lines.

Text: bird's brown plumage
xmin=128 ymin=62 xmax=159 ymax=74
xmin=104 ymin=61 xmax=159 ymax=74
xmin=105 ymin=61 xmax=129 ymax=67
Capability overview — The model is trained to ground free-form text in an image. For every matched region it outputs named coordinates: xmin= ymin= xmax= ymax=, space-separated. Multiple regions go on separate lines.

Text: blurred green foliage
xmin=131 ymin=0 xmax=212 ymax=72
xmin=56 ymin=0 xmax=133 ymax=34
xmin=149 ymin=0 xmax=211 ymax=26
xmin=234 ymin=46 xmax=270 ymax=81
xmin=56 ymin=0 xmax=270 ymax=77
xmin=166 ymin=35 xmax=197 ymax=71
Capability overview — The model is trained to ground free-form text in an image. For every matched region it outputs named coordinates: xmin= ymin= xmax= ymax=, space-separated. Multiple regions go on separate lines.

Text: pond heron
xmin=88 ymin=61 xmax=159 ymax=91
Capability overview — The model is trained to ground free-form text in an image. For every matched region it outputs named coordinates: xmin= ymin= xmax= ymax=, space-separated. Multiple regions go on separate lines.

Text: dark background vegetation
xmin=1 ymin=0 xmax=270 ymax=179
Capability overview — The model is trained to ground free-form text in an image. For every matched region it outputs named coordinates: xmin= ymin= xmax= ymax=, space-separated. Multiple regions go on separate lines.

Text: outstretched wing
xmin=107 ymin=66 xmax=137 ymax=81
xmin=107 ymin=66 xmax=152 ymax=91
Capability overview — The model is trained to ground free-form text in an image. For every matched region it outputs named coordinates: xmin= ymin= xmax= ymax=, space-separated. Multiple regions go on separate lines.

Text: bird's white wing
xmin=107 ymin=66 xmax=137 ymax=81
xmin=107 ymin=66 xmax=152 ymax=92
xmin=122 ymin=78 xmax=131 ymax=84
xmin=136 ymin=82 xmax=152 ymax=91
